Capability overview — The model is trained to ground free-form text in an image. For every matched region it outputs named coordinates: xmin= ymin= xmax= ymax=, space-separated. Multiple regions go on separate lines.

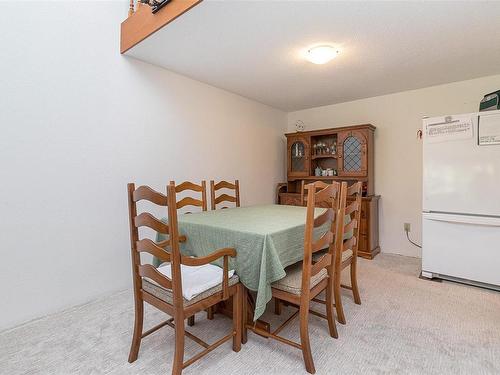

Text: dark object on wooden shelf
xmin=141 ymin=0 xmax=172 ymax=14
xmin=278 ymin=124 xmax=380 ymax=259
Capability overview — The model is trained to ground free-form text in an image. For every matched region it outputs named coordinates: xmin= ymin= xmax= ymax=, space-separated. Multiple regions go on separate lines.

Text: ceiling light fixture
xmin=305 ymin=45 xmax=340 ymax=65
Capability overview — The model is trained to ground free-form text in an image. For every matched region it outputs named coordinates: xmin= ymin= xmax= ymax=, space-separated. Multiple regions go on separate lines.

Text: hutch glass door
xmin=343 ymin=136 xmax=362 ymax=172
xmin=338 ymin=130 xmax=367 ymax=177
xmin=288 ymin=138 xmax=309 ymax=176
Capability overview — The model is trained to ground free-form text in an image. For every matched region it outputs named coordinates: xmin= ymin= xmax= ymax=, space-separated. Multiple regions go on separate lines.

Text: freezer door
xmin=422 ymin=212 xmax=500 ymax=287
xmin=423 ymin=111 xmax=500 ymax=216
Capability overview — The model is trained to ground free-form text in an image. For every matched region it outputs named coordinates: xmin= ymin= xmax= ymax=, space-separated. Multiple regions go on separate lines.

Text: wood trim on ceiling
xmin=120 ymin=0 xmax=202 ymax=54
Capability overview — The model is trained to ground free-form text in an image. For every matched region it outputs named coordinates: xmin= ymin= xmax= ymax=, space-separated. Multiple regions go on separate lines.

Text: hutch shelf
xmin=277 ymin=124 xmax=380 ymax=259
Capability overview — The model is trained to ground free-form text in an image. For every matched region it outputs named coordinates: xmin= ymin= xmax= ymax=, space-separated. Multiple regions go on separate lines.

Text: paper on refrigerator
xmin=425 ymin=115 xmax=473 ymax=143
xmin=478 ymin=114 xmax=500 ymax=145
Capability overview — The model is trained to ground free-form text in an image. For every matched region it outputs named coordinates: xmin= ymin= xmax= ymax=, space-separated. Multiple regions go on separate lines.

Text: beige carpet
xmin=2 ymin=254 xmax=500 ymax=374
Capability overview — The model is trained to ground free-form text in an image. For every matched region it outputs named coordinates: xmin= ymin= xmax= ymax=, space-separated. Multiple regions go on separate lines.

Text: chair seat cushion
xmin=342 ymin=249 xmax=353 ymax=262
xmin=142 ymin=263 xmax=239 ymax=306
xmin=271 ymin=261 xmax=328 ymax=295
xmin=343 ymin=214 xmax=354 ymax=240
xmin=312 ymin=249 xmax=353 ymax=263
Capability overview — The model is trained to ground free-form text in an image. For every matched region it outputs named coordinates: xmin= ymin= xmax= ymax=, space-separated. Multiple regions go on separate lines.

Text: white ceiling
xmin=126 ymin=1 xmax=500 ymax=111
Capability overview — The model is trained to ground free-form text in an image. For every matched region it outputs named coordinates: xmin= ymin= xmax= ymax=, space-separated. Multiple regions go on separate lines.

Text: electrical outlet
xmin=404 ymin=223 xmax=411 ymax=232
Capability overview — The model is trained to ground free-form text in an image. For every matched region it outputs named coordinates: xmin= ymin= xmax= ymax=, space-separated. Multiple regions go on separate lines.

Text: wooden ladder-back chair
xmin=300 ymin=180 xmax=339 ymax=210
xmin=333 ymin=181 xmax=363 ymax=325
xmin=169 ymin=180 xmax=207 ymax=213
xmin=127 ymin=183 xmax=242 ymax=375
xmin=245 ymin=181 xmax=340 ymax=374
xmin=210 ymin=180 xmax=240 ymax=210
xmin=169 ymin=180 xmax=207 ymax=324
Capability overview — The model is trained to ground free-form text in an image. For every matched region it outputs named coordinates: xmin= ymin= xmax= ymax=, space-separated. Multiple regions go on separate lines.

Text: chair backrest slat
xmin=214 ymin=180 xmax=236 ymax=190
xmin=314 ymin=184 xmax=337 ymax=204
xmin=170 ymin=180 xmax=207 ymax=211
xmin=210 ymin=180 xmax=240 ymax=210
xmin=312 ymin=230 xmax=333 ymax=253
xmin=344 ymin=201 xmax=359 ymax=216
xmin=347 ymin=183 xmax=361 ymax=196
xmin=343 ymin=236 xmax=357 ymax=252
xmin=300 ymin=180 xmax=338 ymax=208
xmin=138 ymin=264 xmax=172 ymax=289
xmin=132 ymin=185 xmax=168 ymax=206
xmin=134 ymin=212 xmax=170 ymax=234
xmin=136 ymin=239 xmax=171 ymax=263
xmin=175 ymin=181 xmax=205 ymax=193
xmin=214 ymin=193 xmax=237 ymax=204
xmin=310 ymin=253 xmax=332 ymax=277
xmin=313 ymin=207 xmax=334 ymax=227
xmin=176 ymin=196 xmax=205 ymax=210
xmin=343 ymin=218 xmax=358 ymax=235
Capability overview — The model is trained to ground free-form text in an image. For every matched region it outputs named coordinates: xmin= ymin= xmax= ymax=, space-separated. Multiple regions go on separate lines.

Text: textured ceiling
xmin=127 ymin=1 xmax=500 ymax=111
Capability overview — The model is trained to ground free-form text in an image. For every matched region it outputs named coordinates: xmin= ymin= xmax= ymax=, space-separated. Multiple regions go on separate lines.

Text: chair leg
xmin=206 ymin=307 xmax=214 ymax=320
xmin=299 ymin=305 xmax=316 ymax=374
xmin=172 ymin=316 xmax=185 ymax=375
xmin=187 ymin=315 xmax=195 ymax=327
xmin=128 ymin=297 xmax=144 ymax=363
xmin=232 ymin=284 xmax=242 ymax=352
xmin=334 ymin=270 xmax=346 ymax=325
xmin=274 ymin=298 xmax=282 ymax=315
xmin=350 ymin=259 xmax=361 ymax=305
xmin=325 ymin=278 xmax=338 ymax=339
xmin=242 ymin=287 xmax=248 ymax=344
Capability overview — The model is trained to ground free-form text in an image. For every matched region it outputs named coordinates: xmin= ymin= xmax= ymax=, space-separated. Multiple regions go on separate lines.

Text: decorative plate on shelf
xmin=295 ymin=120 xmax=305 ymax=132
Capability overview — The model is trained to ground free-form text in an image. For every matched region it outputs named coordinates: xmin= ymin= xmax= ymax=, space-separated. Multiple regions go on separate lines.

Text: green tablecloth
xmin=155 ymin=204 xmax=328 ymax=320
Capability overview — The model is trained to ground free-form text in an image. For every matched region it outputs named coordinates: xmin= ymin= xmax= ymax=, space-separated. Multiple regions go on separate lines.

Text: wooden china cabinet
xmin=277 ymin=124 xmax=380 ymax=259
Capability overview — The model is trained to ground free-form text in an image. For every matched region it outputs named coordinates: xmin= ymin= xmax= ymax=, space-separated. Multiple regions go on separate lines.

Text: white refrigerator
xmin=422 ymin=109 xmax=500 ymax=290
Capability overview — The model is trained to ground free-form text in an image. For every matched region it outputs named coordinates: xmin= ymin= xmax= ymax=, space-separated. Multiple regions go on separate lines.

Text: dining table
xmin=155 ymin=204 xmax=331 ymax=321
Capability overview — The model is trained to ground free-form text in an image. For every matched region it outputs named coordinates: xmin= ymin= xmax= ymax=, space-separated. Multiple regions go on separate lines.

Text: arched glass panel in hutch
xmin=338 ymin=130 xmax=367 ymax=177
xmin=287 ymin=136 xmax=309 ymax=177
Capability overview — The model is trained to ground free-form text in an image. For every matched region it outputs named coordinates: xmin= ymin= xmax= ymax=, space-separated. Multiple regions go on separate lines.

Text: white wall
xmin=288 ymin=74 xmax=500 ymax=258
xmin=0 ymin=2 xmax=286 ymax=330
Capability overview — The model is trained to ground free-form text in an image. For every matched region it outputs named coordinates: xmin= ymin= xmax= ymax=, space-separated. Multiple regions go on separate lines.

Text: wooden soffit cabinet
xmin=120 ymin=0 xmax=202 ymax=54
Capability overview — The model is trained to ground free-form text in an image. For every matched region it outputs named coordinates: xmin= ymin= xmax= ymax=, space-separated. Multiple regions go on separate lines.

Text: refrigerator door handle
xmin=423 ymin=212 xmax=500 ymax=227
